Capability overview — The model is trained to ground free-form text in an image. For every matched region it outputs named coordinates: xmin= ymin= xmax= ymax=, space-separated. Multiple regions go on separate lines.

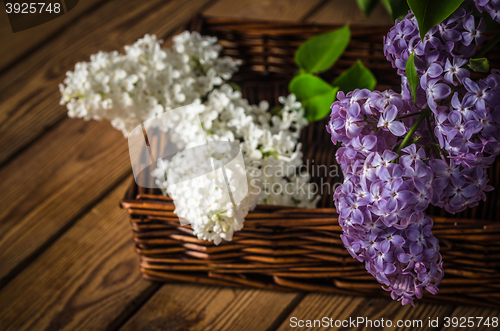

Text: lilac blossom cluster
xmin=384 ymin=2 xmax=486 ymax=75
xmin=328 ymin=90 xmax=444 ymax=306
xmin=385 ymin=1 xmax=500 ymax=214
xmin=474 ymin=0 xmax=500 ymax=23
xmin=328 ymin=1 xmax=500 ymax=305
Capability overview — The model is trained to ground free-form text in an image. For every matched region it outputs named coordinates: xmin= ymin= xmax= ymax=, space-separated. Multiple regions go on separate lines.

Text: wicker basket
xmin=120 ymin=16 xmax=500 ymax=308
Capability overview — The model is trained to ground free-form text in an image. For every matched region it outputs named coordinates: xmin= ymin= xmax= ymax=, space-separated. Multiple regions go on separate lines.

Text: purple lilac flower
xmin=328 ymin=90 xmax=445 ymax=306
xmin=328 ymin=85 xmax=500 ymax=303
xmin=384 ymin=6 xmax=486 ymax=76
xmin=377 ymin=105 xmax=407 ymax=136
xmin=474 ymin=0 xmax=500 ymax=23
xmin=328 ymin=0 xmax=500 ymax=306
xmin=444 ymin=58 xmax=470 ymax=85
xmin=461 ymin=15 xmax=486 ymax=46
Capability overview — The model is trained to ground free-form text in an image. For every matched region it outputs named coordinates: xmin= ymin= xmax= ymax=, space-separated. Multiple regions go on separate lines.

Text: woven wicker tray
xmin=120 ymin=16 xmax=500 ymax=307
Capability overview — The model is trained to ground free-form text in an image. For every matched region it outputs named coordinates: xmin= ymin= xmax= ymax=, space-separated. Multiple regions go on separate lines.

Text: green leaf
xmin=382 ymin=0 xmax=410 ymax=21
xmin=295 ymin=25 xmax=350 ymax=74
xmin=289 ymin=74 xmax=338 ymax=122
xmin=407 ymin=0 xmax=465 ymax=40
xmin=228 ymin=82 xmax=241 ymax=91
xmin=468 ymin=58 xmax=489 ymax=73
xmin=269 ymin=106 xmax=283 ymax=116
xmin=405 ymin=52 xmax=419 ymax=105
xmin=357 ymin=0 xmax=380 ymax=16
xmin=332 ymin=60 xmax=377 ymax=93
xmin=302 ymin=90 xmax=339 ymax=122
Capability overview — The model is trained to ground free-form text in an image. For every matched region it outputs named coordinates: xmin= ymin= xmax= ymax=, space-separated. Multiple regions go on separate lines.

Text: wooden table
xmin=0 ymin=0 xmax=498 ymax=330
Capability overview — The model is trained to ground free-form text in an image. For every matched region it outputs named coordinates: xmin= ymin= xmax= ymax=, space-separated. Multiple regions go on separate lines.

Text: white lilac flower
xmin=61 ymin=32 xmax=319 ymax=245
xmin=60 ymin=32 xmax=240 ymax=135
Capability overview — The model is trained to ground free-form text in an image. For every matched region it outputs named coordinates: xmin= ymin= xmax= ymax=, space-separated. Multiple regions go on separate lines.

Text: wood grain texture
xmin=440 ymin=305 xmax=500 ymax=331
xmin=0 ymin=0 xmax=215 ymax=167
xmin=0 ymin=0 xmax=108 ymax=73
xmin=204 ymin=0 xmax=323 ymax=20
xmin=276 ymin=294 xmax=455 ymax=330
xmin=0 ymin=119 xmax=130 ymax=285
xmin=120 ymin=284 xmax=301 ymax=331
xmin=0 ymin=180 xmax=157 ymax=331
xmin=307 ymin=0 xmax=393 ymax=26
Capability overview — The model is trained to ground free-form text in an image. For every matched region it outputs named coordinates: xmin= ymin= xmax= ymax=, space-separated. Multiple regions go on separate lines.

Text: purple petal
xmin=389 ymin=121 xmax=406 ymax=136
xmin=398 ymin=190 xmax=414 ymax=202
xmin=444 ymin=71 xmax=454 ymax=84
xmin=461 ymin=184 xmax=478 ymax=198
xmin=415 ymin=160 xmax=429 ymax=177
xmin=413 ymin=177 xmax=427 ymax=194
xmin=380 ymin=240 xmax=390 ymax=253
xmin=384 ymin=263 xmax=396 ymax=274
xmin=379 ymin=166 xmax=391 ymax=181
xmin=443 ymin=28 xmax=461 ymax=42
xmin=406 ymin=228 xmax=420 ymax=241
xmin=383 ymin=150 xmax=399 ymax=162
xmin=462 ymin=32 xmax=474 ymax=46
xmin=432 ymin=83 xmax=451 ymax=100
xmin=391 ymin=235 xmax=405 ymax=246
xmin=428 ymin=63 xmax=443 ymax=78
xmin=464 ymin=78 xmax=479 ymax=93
xmin=363 ymin=135 xmax=377 ymax=150
xmin=352 ymin=208 xmax=365 ymax=224
xmin=463 ymin=15 xmax=475 ymax=31
xmin=385 ymin=197 xmax=398 ymax=212
xmin=332 ymin=118 xmax=345 ymax=129
xmin=398 ymin=253 xmax=411 ymax=263
xmin=347 ymin=102 xmax=361 ymax=117
xmin=448 ymin=111 xmax=462 ymax=126
xmin=385 ymin=105 xmax=398 ymax=122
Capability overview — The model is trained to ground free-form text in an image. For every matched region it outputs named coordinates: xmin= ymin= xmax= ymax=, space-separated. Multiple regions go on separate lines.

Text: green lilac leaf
xmin=289 ymin=74 xmax=338 ymax=122
xmin=407 ymin=0 xmax=465 ymax=40
xmin=332 ymin=60 xmax=377 ymax=93
xmin=382 ymin=0 xmax=410 ymax=21
xmin=468 ymin=58 xmax=489 ymax=73
xmin=405 ymin=52 xmax=419 ymax=105
xmin=295 ymin=25 xmax=350 ymax=74
xmin=357 ymin=0 xmax=381 ymax=16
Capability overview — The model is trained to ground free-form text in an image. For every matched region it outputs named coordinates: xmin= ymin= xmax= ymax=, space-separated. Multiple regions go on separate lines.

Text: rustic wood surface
xmin=0 ymin=0 xmax=497 ymax=330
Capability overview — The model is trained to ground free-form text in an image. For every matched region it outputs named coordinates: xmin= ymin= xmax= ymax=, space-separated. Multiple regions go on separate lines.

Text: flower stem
xmin=475 ymin=33 xmax=500 ymax=59
xmin=426 ymin=116 xmax=437 ymax=145
xmin=425 ymin=116 xmax=443 ymax=156
xmin=396 ymin=108 xmax=430 ymax=154
xmin=395 ymin=111 xmax=422 ymax=120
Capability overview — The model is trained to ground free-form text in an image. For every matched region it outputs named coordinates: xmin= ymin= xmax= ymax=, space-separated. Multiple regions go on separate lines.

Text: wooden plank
xmin=0 ymin=180 xmax=159 ymax=331
xmin=204 ymin=0 xmax=323 ymax=21
xmin=0 ymin=0 xmax=215 ymax=167
xmin=0 ymin=119 xmax=130 ymax=285
xmin=0 ymin=0 xmax=108 ymax=73
xmin=440 ymin=305 xmax=500 ymax=331
xmin=307 ymin=0 xmax=393 ymax=26
xmin=276 ymin=294 xmax=455 ymax=330
xmin=120 ymin=284 xmax=302 ymax=331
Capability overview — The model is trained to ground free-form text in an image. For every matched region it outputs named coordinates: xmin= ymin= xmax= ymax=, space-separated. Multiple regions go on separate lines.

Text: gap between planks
xmin=0 ymin=180 xmax=158 ymax=331
xmin=0 ymin=0 xmax=111 ymax=75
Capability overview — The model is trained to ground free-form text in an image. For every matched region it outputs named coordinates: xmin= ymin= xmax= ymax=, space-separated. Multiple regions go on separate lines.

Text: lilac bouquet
xmin=327 ymin=0 xmax=500 ymax=306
